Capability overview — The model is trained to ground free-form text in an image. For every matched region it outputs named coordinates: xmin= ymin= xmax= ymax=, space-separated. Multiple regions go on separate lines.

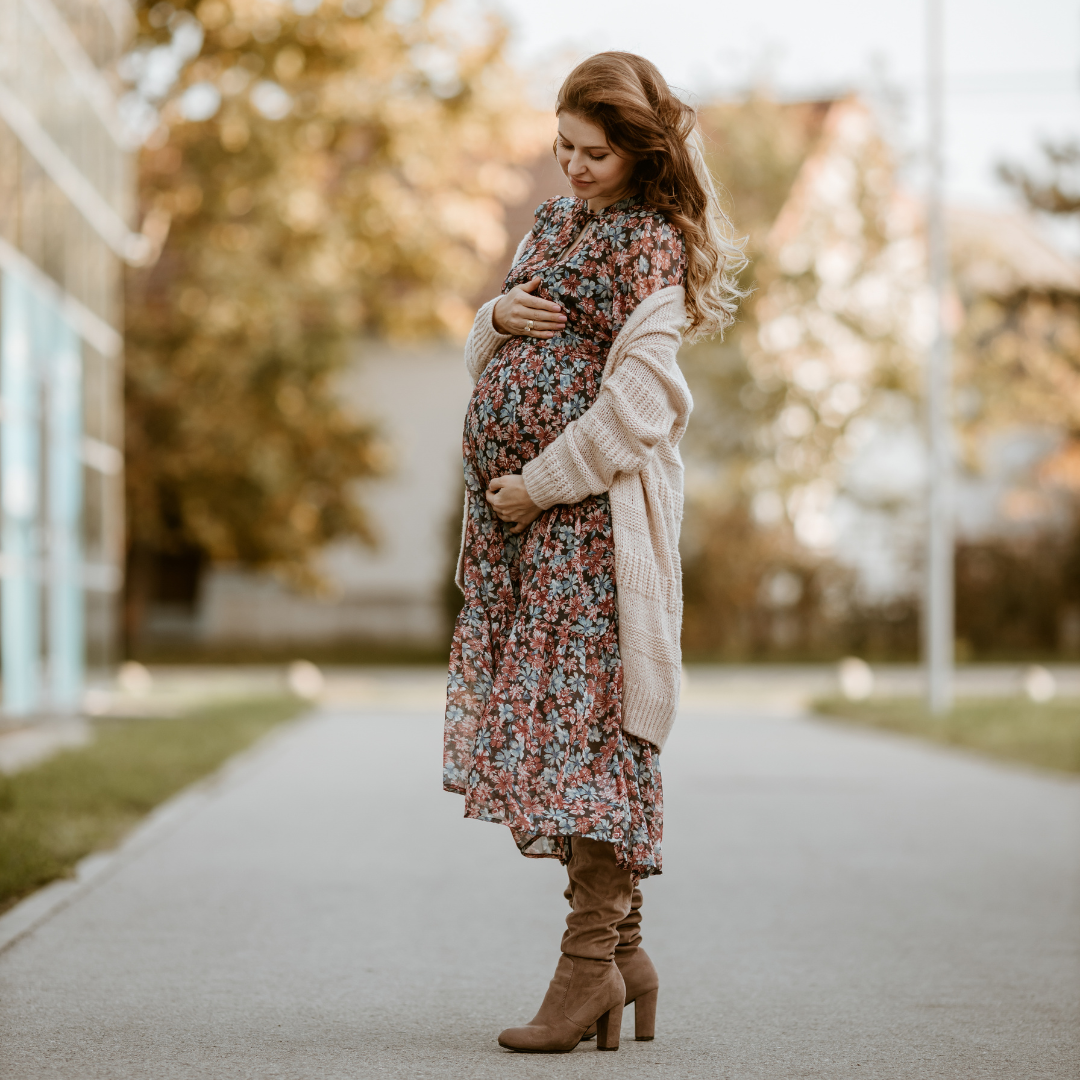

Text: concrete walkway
xmin=0 ymin=692 xmax=1077 ymax=1078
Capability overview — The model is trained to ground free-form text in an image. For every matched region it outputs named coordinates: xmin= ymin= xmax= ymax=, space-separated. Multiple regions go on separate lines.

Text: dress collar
xmin=579 ymin=193 xmax=645 ymax=218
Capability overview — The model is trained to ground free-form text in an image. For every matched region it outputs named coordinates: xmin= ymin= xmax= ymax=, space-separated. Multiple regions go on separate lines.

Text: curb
xmin=0 ymin=709 xmax=318 ymax=957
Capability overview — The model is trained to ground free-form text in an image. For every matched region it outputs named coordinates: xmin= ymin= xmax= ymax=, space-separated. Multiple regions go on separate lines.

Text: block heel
xmin=596 ymin=999 xmax=623 ymax=1051
xmin=634 ymin=987 xmax=657 ymax=1040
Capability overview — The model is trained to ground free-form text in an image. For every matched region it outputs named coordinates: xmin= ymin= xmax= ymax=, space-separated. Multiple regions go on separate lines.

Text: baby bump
xmin=465 ymin=369 xmax=539 ymax=485
xmin=464 ymin=338 xmax=604 ymax=487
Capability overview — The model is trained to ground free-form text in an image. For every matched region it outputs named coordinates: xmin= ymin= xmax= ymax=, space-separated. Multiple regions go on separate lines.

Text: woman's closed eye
xmin=559 ymin=138 xmax=607 ymax=161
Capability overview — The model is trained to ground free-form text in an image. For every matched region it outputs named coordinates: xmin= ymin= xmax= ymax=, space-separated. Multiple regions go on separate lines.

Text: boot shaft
xmin=565 ymin=881 xmax=644 ymax=954
xmin=560 ymin=837 xmax=635 ymax=962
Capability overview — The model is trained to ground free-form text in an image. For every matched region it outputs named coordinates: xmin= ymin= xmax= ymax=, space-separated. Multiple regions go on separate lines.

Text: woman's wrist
xmin=491 ymin=296 xmax=509 ymax=335
xmin=520 ymin=457 xmax=557 ymax=512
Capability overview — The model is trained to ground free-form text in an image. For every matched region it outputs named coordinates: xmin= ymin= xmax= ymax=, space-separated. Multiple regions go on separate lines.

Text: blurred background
xmin=0 ymin=0 xmax=1078 ymax=705
xmin=4 ymin=4 xmax=1079 ymax=1049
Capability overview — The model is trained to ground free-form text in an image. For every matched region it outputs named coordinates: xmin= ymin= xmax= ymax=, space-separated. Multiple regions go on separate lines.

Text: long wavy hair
xmin=556 ymin=52 xmax=747 ymax=341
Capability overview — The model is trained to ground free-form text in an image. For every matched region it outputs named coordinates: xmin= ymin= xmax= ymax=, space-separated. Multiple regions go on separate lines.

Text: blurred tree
xmin=954 ymin=529 xmax=1080 ymax=658
xmin=1000 ymin=140 xmax=1080 ymax=217
xmin=680 ymin=97 xmax=830 ymax=479
xmin=680 ymin=104 xmax=1080 ymax=660
xmin=679 ymin=96 xmax=830 ymax=657
xmin=680 ymin=97 xmax=926 ymax=657
xmin=941 ymin=142 xmax=1080 ymax=657
xmin=123 ymin=0 xmax=542 ymax=642
xmin=955 ymin=288 xmax=1080 ymax=438
xmin=950 ymin=268 xmax=1080 ymax=657
xmin=969 ymin=144 xmax=1080 ymax=437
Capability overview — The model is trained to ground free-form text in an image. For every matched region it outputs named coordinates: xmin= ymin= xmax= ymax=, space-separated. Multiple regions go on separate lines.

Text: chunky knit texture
xmin=455 ymin=279 xmax=692 ymax=751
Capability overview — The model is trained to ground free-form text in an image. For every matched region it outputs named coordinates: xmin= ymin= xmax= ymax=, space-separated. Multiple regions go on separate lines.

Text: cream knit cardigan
xmin=455 ymin=248 xmax=692 ymax=751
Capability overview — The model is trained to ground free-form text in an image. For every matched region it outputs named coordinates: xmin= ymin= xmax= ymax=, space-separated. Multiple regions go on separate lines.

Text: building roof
xmin=948 ymin=206 xmax=1080 ymax=297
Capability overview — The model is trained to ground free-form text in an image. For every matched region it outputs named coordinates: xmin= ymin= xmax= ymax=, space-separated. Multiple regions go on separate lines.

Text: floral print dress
xmin=443 ymin=195 xmax=686 ymax=880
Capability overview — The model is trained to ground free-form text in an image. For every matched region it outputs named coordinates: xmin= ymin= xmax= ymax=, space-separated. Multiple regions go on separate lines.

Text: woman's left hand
xmin=486 ymin=474 xmax=542 ymax=534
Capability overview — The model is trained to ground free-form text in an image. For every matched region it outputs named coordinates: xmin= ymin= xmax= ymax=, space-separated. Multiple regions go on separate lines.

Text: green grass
xmin=813 ymin=696 xmax=1080 ymax=774
xmin=0 ymin=696 xmax=305 ymax=915
xmin=129 ymin=640 xmax=451 ymax=666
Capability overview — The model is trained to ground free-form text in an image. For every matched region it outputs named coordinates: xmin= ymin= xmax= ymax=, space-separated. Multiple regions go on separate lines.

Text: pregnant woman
xmin=443 ymin=51 xmax=745 ymax=1053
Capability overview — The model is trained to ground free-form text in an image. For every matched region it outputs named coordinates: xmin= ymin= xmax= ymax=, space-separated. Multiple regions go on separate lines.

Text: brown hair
xmin=556 ymin=52 xmax=746 ymax=340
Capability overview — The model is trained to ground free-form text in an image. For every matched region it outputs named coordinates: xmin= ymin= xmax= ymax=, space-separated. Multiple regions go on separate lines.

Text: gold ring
xmin=524 ymin=320 xmax=534 ymax=333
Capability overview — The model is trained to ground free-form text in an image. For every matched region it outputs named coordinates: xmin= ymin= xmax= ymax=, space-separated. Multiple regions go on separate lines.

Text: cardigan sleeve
xmin=463 ymin=298 xmax=512 ymax=383
xmin=462 ymin=227 xmax=537 ymax=383
xmin=520 ymin=313 xmax=685 ymax=509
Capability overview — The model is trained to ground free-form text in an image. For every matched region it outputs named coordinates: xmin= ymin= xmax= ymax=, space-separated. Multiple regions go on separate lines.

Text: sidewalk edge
xmin=0 ymin=709 xmax=317 ymax=956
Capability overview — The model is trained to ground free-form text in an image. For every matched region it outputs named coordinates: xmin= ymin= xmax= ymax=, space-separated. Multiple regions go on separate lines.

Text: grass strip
xmin=0 ymin=696 xmax=304 ymax=916
xmin=813 ymin=696 xmax=1080 ymax=774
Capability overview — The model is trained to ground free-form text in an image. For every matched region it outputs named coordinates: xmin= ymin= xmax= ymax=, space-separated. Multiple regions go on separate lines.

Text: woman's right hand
xmin=492 ymin=277 xmax=566 ymax=339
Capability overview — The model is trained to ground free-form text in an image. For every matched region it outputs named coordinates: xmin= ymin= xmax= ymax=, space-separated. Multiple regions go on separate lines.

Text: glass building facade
xmin=0 ymin=0 xmax=133 ymax=715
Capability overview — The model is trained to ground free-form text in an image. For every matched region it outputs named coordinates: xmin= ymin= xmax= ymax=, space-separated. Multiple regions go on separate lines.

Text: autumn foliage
xmin=124 ymin=0 xmax=542 ymax=602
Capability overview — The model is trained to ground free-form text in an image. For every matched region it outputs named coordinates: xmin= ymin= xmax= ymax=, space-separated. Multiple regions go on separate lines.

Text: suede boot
xmin=569 ymin=882 xmax=660 ymax=1041
xmin=498 ymin=837 xmax=632 ymax=1053
xmin=614 ymin=885 xmax=660 ymax=1039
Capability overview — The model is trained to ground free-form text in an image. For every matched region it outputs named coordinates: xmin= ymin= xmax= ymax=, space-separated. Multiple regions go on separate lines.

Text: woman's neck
xmin=587 ymin=187 xmax=638 ymax=213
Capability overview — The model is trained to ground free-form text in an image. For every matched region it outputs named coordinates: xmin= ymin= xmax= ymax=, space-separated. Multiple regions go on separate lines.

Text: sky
xmin=481 ymin=0 xmax=1078 ymax=212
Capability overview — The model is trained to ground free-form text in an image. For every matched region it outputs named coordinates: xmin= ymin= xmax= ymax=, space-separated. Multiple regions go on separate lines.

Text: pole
xmin=925 ymin=0 xmax=954 ymax=714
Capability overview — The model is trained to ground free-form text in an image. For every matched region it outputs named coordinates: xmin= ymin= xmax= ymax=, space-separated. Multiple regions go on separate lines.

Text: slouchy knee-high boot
xmin=498 ymin=837 xmax=632 ymax=1053
xmin=614 ymin=885 xmax=660 ymax=1039
xmin=569 ymin=881 xmax=660 ymax=1040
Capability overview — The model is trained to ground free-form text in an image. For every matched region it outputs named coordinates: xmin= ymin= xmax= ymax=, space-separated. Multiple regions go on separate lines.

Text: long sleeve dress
xmin=443 ymin=194 xmax=686 ymax=880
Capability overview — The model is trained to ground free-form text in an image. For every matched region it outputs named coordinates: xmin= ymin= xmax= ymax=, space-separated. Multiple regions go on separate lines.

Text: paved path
xmin=0 ymin=697 xmax=1077 ymax=1079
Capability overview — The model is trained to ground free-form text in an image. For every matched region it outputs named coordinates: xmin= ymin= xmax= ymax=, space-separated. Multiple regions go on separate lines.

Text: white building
xmin=190 ymin=338 xmax=474 ymax=649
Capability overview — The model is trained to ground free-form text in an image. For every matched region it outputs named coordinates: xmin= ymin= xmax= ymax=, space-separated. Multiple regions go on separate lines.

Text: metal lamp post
xmin=924 ymin=0 xmax=954 ymax=714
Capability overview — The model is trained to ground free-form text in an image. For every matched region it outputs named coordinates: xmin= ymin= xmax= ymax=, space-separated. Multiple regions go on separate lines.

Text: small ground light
xmin=838 ymin=657 xmax=874 ymax=701
xmin=117 ymin=661 xmax=154 ymax=695
xmin=82 ymin=688 xmax=111 ymax=716
xmin=1021 ymin=666 xmax=1056 ymax=703
xmin=287 ymin=660 xmax=325 ymax=701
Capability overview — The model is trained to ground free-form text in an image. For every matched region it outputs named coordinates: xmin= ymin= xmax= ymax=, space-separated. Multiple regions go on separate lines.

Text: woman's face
xmin=556 ymin=111 xmax=637 ymax=210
